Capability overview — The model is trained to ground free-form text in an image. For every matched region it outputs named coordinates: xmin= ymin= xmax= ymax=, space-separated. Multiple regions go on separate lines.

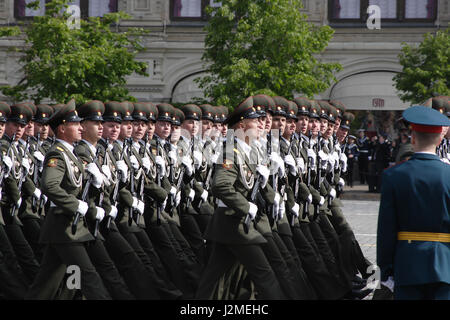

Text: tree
xmin=393 ymin=27 xmax=450 ymax=104
xmin=195 ymin=0 xmax=342 ymax=108
xmin=0 ymin=0 xmax=148 ymax=104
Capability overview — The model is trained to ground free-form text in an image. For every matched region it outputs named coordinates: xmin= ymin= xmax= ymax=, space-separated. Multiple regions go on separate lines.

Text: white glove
xmin=181 ymin=156 xmax=193 ymax=176
xmin=41 ymin=194 xmax=48 ymax=204
xmin=319 ymin=196 xmax=325 ymax=206
xmin=169 ymin=186 xmax=177 ymax=197
xmin=340 ymin=153 xmax=348 ymax=172
xmin=200 ymin=190 xmax=208 ymax=202
xmin=115 ymin=160 xmax=128 ymax=182
xmin=291 ymin=203 xmax=300 ymax=217
xmin=109 ymin=205 xmax=118 ymax=219
xmin=256 ymin=164 xmax=270 ymax=188
xmin=85 ymin=163 xmax=103 ymax=188
xmin=132 ymin=197 xmax=145 ymax=215
xmin=175 ymin=191 xmax=181 ymax=207
xmin=307 ymin=194 xmax=313 ymax=204
xmin=129 ymin=155 xmax=140 ymax=171
xmin=193 ymin=150 xmax=203 ymax=169
xmin=188 ymin=189 xmax=195 ymax=202
xmin=307 ymin=149 xmax=316 ymax=168
xmin=155 ymin=155 xmax=166 ymax=176
xmin=17 ymin=197 xmax=22 ymax=208
xmin=381 ymin=276 xmax=394 ymax=293
xmin=318 ymin=150 xmax=328 ymax=161
xmin=296 ymin=157 xmax=305 ymax=174
xmin=284 ymin=154 xmax=297 ymax=175
xmin=21 ymin=157 xmax=30 ymax=174
xmin=95 ymin=207 xmax=105 ymax=221
xmin=329 ymin=188 xmax=336 ymax=200
xmin=248 ymin=202 xmax=258 ymax=220
xmin=2 ymin=155 xmax=13 ymax=172
xmin=161 ymin=197 xmax=167 ymax=210
xmin=168 ymin=150 xmax=177 ymax=163
xmin=278 ymin=200 xmax=285 ymax=220
xmin=33 ymin=188 xmax=41 ymax=200
xmin=368 ymin=156 xmax=372 ymax=161
xmin=33 ymin=151 xmax=45 ymax=162
xmin=210 ymin=152 xmax=220 ymax=164
xmin=338 ymin=178 xmax=345 ymax=187
xmin=77 ymin=200 xmax=88 ymax=216
xmin=273 ymin=192 xmax=281 ymax=216
xmin=141 ymin=157 xmax=151 ymax=173
xmin=101 ymin=164 xmax=112 ymax=182
xmin=269 ymin=152 xmax=283 ymax=176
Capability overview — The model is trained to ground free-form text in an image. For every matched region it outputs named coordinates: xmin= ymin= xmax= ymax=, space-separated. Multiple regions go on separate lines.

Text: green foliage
xmin=0 ymin=0 xmax=149 ymax=104
xmin=195 ymin=0 xmax=342 ymax=109
xmin=393 ymin=27 xmax=450 ymax=104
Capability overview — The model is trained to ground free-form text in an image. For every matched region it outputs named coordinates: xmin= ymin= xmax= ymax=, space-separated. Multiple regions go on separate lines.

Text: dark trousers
xmin=296 ymin=223 xmax=347 ymax=299
xmin=4 ymin=224 xmax=40 ymax=284
xmin=26 ymin=243 xmax=111 ymax=300
xmin=21 ymin=218 xmax=44 ymax=263
xmin=329 ymin=205 xmax=372 ymax=278
xmin=0 ymin=245 xmax=28 ymax=299
xmin=145 ymin=222 xmax=197 ymax=298
xmin=85 ymin=239 xmax=134 ymax=300
xmin=318 ymin=213 xmax=354 ymax=287
xmin=196 ymin=242 xmax=286 ymax=300
xmin=358 ymin=156 xmax=368 ymax=184
xmin=308 ymin=218 xmax=351 ymax=292
xmin=261 ymin=235 xmax=301 ymax=299
xmin=395 ymin=282 xmax=450 ymax=300
xmin=180 ymin=211 xmax=207 ymax=267
xmin=102 ymin=229 xmax=160 ymax=300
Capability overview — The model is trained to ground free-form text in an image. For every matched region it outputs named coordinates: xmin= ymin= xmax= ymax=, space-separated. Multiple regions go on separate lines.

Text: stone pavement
xmin=341 ymin=199 xmax=379 ymax=265
xmin=341 ymin=198 xmax=380 ymax=300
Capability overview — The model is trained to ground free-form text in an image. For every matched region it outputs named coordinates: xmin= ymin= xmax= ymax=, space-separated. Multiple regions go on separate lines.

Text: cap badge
xmin=113 ymin=112 xmax=118 ymax=116
xmin=42 ymin=113 xmax=46 ymax=117
xmin=139 ymin=112 xmax=143 ymax=116
xmin=74 ymin=111 xmax=78 ymax=116
xmin=97 ymin=111 xmax=101 ymax=116
xmin=19 ymin=114 xmax=23 ymax=119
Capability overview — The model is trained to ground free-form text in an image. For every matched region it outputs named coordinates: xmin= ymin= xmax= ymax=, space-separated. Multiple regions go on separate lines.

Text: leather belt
xmin=398 ymin=231 xmax=450 ymax=243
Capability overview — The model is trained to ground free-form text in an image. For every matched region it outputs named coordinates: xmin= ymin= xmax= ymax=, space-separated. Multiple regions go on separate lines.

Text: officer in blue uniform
xmin=377 ymin=105 xmax=450 ymax=300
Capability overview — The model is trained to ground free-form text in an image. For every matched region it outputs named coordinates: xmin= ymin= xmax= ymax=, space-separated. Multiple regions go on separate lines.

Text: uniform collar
xmin=81 ymin=139 xmax=97 ymax=156
xmin=411 ymin=152 xmax=440 ymax=161
xmin=56 ymin=138 xmax=74 ymax=153
xmin=236 ymin=137 xmax=252 ymax=158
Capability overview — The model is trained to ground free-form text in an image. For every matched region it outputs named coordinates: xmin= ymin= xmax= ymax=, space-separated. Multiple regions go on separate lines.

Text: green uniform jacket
xmin=204 ymin=140 xmax=274 ymax=245
xmin=39 ymin=141 xmax=95 ymax=244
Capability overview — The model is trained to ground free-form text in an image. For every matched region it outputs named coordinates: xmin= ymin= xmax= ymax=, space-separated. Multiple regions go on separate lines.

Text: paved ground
xmin=341 ymin=199 xmax=379 ymax=266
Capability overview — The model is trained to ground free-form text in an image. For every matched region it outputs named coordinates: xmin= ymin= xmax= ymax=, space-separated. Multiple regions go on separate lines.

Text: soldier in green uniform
xmin=0 ymin=102 xmax=30 ymax=299
xmin=1 ymin=103 xmax=41 ymax=285
xmin=26 ymin=99 xmax=111 ymax=300
xmin=99 ymin=101 xmax=170 ymax=300
xmin=33 ymin=104 xmax=54 ymax=153
xmin=151 ymin=103 xmax=201 ymax=298
xmin=196 ymin=96 xmax=286 ymax=300
xmin=73 ymin=100 xmax=136 ymax=300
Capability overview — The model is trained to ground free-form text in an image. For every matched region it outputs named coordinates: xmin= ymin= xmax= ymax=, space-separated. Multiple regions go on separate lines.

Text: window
xmin=14 ymin=0 xmax=118 ymax=18
xmin=329 ymin=0 xmax=437 ymax=23
xmin=170 ymin=0 xmax=221 ymax=21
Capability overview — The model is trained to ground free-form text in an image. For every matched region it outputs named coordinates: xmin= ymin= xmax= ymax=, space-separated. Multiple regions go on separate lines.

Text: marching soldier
xmin=197 ymin=96 xmax=286 ymax=300
xmin=26 ymin=99 xmax=111 ymax=299
xmin=1 ymin=104 xmax=41 ymax=285
xmin=0 ymin=102 xmax=30 ymax=299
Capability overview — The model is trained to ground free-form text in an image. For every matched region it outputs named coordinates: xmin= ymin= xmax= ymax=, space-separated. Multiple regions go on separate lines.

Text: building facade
xmin=0 ymin=0 xmax=449 ymax=114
